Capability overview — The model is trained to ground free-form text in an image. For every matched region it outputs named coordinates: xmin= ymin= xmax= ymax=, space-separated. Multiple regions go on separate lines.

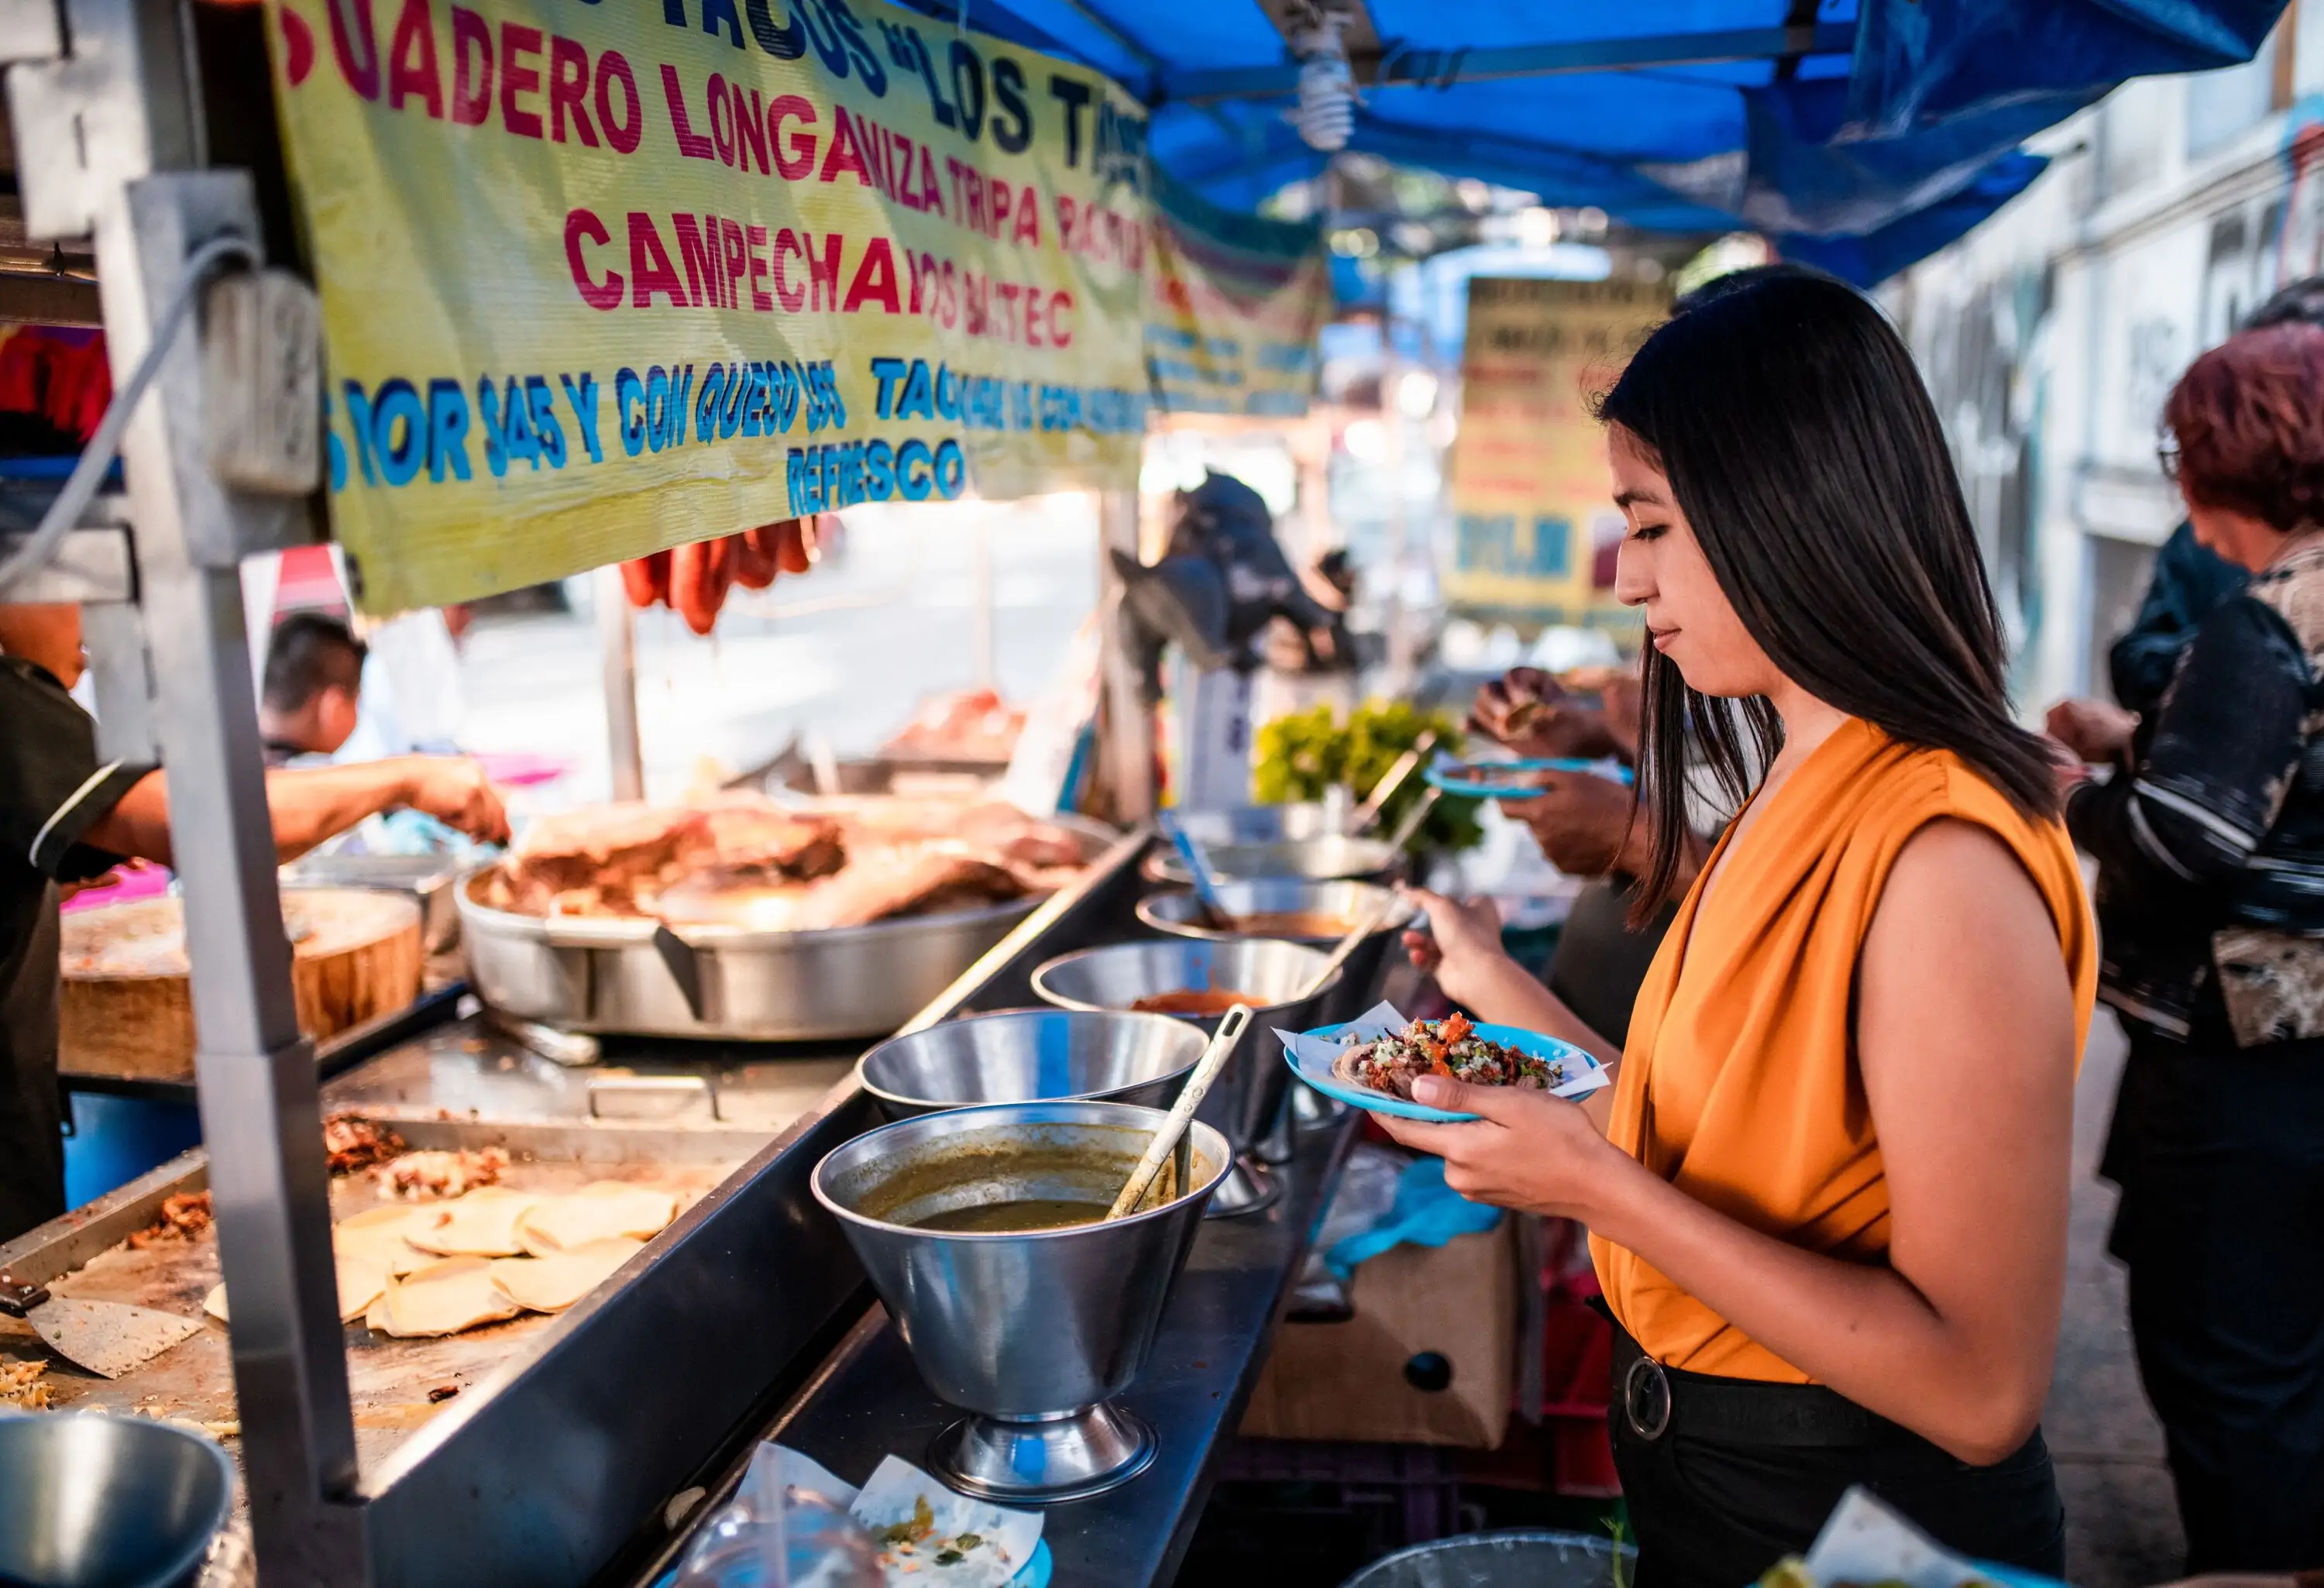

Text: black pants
xmin=2105 ymin=1023 xmax=2324 ymax=1571
xmin=1608 ymin=1330 xmax=2065 ymax=1588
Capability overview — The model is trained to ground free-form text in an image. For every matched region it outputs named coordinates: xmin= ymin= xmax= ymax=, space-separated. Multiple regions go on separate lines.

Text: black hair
xmin=1596 ymin=266 xmax=2060 ymax=922
xmin=2244 ymin=275 xmax=2324 ymax=331
xmin=262 ymin=611 xmax=366 ymax=714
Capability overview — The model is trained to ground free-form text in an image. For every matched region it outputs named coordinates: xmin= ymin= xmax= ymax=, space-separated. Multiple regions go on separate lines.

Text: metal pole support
xmin=597 ymin=564 xmax=645 ymax=802
xmin=9 ymin=1 xmax=366 ymax=1576
xmin=118 ymin=170 xmax=369 ymax=1588
xmin=1095 ymin=488 xmax=1156 ymax=822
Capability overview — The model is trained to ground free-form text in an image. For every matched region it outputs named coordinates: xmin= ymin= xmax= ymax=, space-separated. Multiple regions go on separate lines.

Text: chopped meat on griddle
xmin=788 ymin=843 xmax=1028 ymax=930
xmin=493 ymin=805 xmax=713 ymax=916
xmin=694 ymin=801 xmax=845 ymax=882
xmin=374 ymin=1146 xmax=509 ymax=1201
xmin=322 ymin=1112 xmax=404 ymax=1175
xmin=127 ymin=1191 xmax=213 ymax=1248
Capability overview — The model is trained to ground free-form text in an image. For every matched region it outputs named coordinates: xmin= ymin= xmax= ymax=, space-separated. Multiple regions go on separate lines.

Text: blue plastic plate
xmin=1283 ymin=1019 xmax=1598 ymax=1123
xmin=1014 ymin=1539 xmax=1054 ymax=1586
xmin=1424 ymin=758 xmax=1635 ymax=797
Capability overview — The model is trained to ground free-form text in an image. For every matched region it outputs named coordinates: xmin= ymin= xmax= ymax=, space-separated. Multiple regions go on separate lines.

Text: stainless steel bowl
xmin=858 ymin=1009 xmax=1210 ymax=1120
xmin=1136 ymin=879 xmax=1416 ymax=1026
xmin=1029 ymin=938 xmax=1335 ymax=1212
xmin=1148 ymin=834 xmax=1403 ymax=886
xmin=813 ymin=1100 xmax=1232 ymax=1501
xmin=0 ymin=1412 xmax=234 ymax=1588
xmin=1165 ymin=803 xmax=1342 ymax=846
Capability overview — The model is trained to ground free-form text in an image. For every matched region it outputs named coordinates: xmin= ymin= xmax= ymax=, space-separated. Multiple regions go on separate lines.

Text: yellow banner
xmin=1443 ymin=277 xmax=1669 ymax=627
xmin=1144 ymin=167 xmax=1327 ymax=419
xmin=267 ymin=0 xmax=1151 ymax=611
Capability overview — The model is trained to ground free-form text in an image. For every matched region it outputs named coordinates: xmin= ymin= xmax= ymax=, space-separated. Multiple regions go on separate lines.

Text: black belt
xmin=1611 ymin=1322 xmax=1913 ymax=1449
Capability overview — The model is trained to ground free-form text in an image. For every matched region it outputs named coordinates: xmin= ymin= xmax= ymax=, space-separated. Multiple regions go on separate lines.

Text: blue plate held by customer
xmin=1277 ymin=1002 xmax=1608 ymax=1124
xmin=1424 ymin=756 xmax=1635 ymax=798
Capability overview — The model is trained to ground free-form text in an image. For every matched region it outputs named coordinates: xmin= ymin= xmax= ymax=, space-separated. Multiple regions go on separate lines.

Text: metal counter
xmin=10 ymin=823 xmax=1371 ymax=1587
xmin=644 ymin=1110 xmax=1360 ymax=1588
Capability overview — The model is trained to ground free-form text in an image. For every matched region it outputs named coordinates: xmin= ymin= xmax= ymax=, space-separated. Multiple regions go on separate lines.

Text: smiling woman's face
xmin=1607 ymin=426 xmax=1784 ymax=700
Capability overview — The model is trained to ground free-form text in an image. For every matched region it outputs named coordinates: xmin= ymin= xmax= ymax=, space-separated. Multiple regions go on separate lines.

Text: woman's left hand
xmin=1372 ymin=1074 xmax=1629 ymax=1218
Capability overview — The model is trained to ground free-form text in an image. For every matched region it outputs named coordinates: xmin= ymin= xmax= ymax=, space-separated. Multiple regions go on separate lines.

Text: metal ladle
xmin=1106 ymin=1005 xmax=1252 ymax=1220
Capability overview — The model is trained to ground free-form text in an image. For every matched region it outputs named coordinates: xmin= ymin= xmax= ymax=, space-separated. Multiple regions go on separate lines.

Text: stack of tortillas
xmin=205 ymin=1181 xmax=679 ymax=1338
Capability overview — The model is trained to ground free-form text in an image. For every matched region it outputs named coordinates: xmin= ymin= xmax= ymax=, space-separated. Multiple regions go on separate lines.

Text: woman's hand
xmin=1398 ymin=886 xmax=1511 ymax=1008
xmin=1373 ymin=1076 xmax=1628 ymax=1215
xmin=2044 ymin=697 xmax=2137 ymax=764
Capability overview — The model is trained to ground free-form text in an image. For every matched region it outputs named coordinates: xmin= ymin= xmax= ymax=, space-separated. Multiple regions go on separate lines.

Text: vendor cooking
xmin=0 ymin=601 xmax=510 ymax=1243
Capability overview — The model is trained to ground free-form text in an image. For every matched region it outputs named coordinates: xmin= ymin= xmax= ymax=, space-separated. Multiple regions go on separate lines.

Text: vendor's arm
xmin=2068 ymin=595 xmax=2303 ymax=910
xmin=83 ymin=755 xmax=510 ymax=868
xmin=1380 ymin=819 xmax=2077 ymax=1466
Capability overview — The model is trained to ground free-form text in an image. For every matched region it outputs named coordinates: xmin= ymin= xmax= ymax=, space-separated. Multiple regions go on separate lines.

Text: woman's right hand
xmin=1400 ymin=885 xmax=1521 ymax=1012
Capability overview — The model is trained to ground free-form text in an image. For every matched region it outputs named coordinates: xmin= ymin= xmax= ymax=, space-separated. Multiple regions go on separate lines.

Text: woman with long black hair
xmin=1390 ymin=267 xmax=2096 ymax=1586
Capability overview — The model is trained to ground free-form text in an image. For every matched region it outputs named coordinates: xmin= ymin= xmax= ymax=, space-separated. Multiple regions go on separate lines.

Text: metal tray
xmin=0 ymin=1114 xmax=768 ymax=1480
xmin=456 ymin=820 xmax=1119 ymax=1042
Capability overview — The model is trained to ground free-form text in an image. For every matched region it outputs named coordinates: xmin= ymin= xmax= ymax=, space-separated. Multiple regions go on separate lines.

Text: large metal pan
xmin=457 ymin=816 xmax=1117 ymax=1041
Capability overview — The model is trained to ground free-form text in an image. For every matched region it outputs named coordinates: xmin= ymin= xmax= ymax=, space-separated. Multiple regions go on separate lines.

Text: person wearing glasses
xmin=2045 ymin=320 xmax=2324 ymax=1570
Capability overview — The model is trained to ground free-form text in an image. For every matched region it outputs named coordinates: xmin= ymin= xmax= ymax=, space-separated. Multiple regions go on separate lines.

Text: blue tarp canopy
xmin=905 ymin=1 xmax=2288 ymax=282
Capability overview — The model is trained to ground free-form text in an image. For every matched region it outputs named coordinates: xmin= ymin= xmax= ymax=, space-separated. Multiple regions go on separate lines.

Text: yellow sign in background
xmin=268 ymin=0 xmax=1151 ymax=611
xmin=1144 ymin=167 xmax=1328 ymax=420
xmin=1444 ymin=277 xmax=1670 ymax=627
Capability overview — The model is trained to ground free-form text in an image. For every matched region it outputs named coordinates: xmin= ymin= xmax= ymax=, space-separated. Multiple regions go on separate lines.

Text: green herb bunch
xmin=1253 ymin=700 xmax=1481 ymax=854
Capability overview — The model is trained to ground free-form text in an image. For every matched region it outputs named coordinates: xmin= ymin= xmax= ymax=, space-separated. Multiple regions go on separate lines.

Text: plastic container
xmin=1340 ymin=1529 xmax=1635 ymax=1588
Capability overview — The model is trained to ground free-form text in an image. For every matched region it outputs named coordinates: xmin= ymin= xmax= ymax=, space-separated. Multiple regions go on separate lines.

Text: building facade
xmin=1885 ymin=9 xmax=2324 ymax=710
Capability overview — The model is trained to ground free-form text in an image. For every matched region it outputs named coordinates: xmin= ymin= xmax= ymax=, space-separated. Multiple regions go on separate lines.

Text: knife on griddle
xmin=0 ymin=1269 xmax=205 ymax=1379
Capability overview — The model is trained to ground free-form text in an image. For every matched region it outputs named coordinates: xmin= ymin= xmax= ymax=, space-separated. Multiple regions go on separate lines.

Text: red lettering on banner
xmin=627 ymin=211 xmax=688 ymax=308
xmin=1047 ymin=289 xmax=1073 ymax=348
xmin=844 ymin=237 xmax=900 ymax=314
xmin=499 ymin=22 xmax=543 ymax=139
xmin=1012 ymin=194 xmax=1040 ymax=246
xmin=805 ymin=231 xmax=843 ymax=311
xmin=566 ymin=208 xmax=623 ymax=310
xmin=820 ymin=107 xmax=872 ymax=187
xmin=731 ymin=84 xmax=769 ymax=175
xmin=769 ymin=95 xmax=816 ymax=179
xmin=747 ymin=224 xmax=773 ymax=311
xmin=720 ymin=218 xmax=748 ymax=308
xmin=597 ymin=50 xmax=642 ymax=153
xmin=661 ymin=64 xmax=713 ymax=160
xmin=450 ymin=7 xmax=490 ymax=125
xmin=772 ymin=229 xmax=806 ymax=311
xmin=548 ymin=36 xmax=596 ymax=146
xmin=672 ymin=215 xmax=724 ymax=308
xmin=386 ymin=0 xmax=442 ymax=118
xmin=708 ymin=73 xmax=736 ymax=166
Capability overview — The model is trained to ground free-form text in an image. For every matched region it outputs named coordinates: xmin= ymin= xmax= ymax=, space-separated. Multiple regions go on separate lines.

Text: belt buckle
xmin=1623 ymin=1353 xmax=1672 ymax=1441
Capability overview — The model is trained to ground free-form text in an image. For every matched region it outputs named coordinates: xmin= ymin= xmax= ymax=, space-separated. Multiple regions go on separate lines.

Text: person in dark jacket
xmin=2095 ymin=277 xmax=2324 ymax=719
xmin=2106 ymin=521 xmax=2247 ymax=717
xmin=2049 ymin=321 xmax=2324 ymax=1570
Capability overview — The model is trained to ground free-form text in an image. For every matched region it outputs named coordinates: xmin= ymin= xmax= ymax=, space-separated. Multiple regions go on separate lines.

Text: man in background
xmin=257 ymin=612 xmax=366 ymax=767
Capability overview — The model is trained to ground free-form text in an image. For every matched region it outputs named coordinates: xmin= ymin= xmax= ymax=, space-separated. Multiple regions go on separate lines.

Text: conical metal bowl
xmin=858 ymin=1009 xmax=1209 ymax=1121
xmin=813 ymin=1100 xmax=1232 ymax=1503
xmin=1147 ymin=834 xmax=1402 ymax=886
xmin=0 ymin=1413 xmax=234 ymax=1588
xmin=1029 ymin=937 xmax=1336 ymax=1214
xmin=1136 ymin=879 xmax=1416 ymax=1026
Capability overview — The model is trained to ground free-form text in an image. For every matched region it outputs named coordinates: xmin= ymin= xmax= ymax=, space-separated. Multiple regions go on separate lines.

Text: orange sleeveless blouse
xmin=1589 ymin=717 xmax=2097 ymax=1382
